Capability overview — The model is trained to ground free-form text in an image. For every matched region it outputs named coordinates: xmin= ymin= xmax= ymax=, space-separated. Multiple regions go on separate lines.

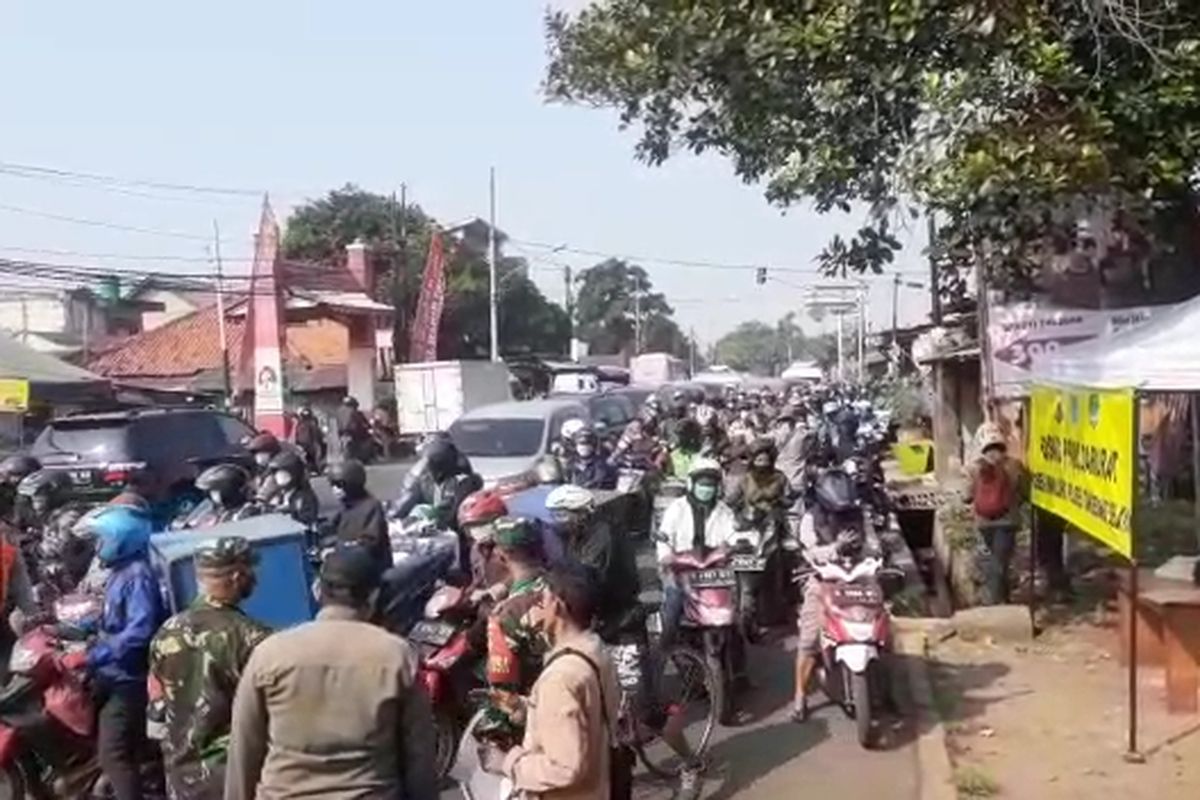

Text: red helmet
xmin=457 ymin=490 xmax=508 ymax=528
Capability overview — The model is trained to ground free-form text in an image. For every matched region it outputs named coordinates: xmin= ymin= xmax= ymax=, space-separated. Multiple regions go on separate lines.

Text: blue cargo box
xmin=151 ymin=514 xmax=317 ymax=630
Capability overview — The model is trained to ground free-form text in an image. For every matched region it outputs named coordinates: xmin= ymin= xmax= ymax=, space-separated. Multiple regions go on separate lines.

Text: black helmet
xmin=342 ymin=396 xmax=359 ymax=408
xmin=813 ymin=469 xmax=858 ymax=513
xmin=246 ymin=432 xmax=281 ymax=455
xmin=421 ymin=438 xmax=460 ymax=479
xmin=749 ymin=438 xmax=777 ymax=460
xmin=0 ymin=454 xmax=41 ymax=483
xmin=16 ymin=469 xmax=69 ymax=498
xmin=195 ymin=464 xmax=251 ymax=502
xmin=677 ymin=418 xmax=702 ymax=445
xmin=268 ymin=450 xmax=306 ymax=480
xmin=328 ymin=459 xmax=368 ymax=492
xmin=298 ymin=405 xmax=314 ymax=418
xmin=573 ymin=428 xmax=598 ymax=446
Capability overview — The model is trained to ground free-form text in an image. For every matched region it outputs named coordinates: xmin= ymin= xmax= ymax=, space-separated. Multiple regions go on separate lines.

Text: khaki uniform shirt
xmin=224 ymin=606 xmax=436 ymax=800
xmin=501 ymin=631 xmax=620 ymax=800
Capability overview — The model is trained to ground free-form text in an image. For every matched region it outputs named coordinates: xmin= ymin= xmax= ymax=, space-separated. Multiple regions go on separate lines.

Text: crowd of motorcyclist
xmin=0 ymin=379 xmax=896 ymax=800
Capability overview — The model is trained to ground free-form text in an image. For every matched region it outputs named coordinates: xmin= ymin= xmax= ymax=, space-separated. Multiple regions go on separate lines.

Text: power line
xmin=0 ymin=167 xmax=264 ymax=207
xmin=0 ymin=160 xmax=263 ymax=197
xmin=0 ymin=245 xmax=253 ymax=264
xmin=0 ymin=202 xmax=211 ymax=241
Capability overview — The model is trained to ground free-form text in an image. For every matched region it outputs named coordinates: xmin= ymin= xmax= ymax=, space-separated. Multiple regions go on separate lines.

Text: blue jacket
xmin=87 ymin=558 xmax=164 ymax=686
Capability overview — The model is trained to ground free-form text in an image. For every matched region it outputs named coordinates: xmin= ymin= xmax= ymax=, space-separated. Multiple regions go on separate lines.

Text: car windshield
xmin=450 ymin=418 xmax=545 ymax=458
xmin=31 ymin=420 xmax=131 ymax=464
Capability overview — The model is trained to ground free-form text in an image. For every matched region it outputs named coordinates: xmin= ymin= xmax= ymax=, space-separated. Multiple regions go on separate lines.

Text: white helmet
xmin=687 ymin=457 xmax=723 ymax=479
xmin=545 ymin=484 xmax=595 ymax=512
xmin=560 ymin=418 xmax=586 ymax=441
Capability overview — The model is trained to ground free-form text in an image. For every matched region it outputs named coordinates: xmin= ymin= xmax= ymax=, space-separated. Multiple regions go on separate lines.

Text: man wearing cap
xmin=478 ymin=518 xmax=549 ymax=746
xmin=225 ymin=545 xmax=436 ymax=800
xmin=148 ymin=537 xmax=270 ymax=800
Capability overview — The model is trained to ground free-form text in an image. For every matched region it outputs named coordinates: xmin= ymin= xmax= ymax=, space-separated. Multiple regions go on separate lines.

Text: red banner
xmin=409 ymin=231 xmax=446 ymax=362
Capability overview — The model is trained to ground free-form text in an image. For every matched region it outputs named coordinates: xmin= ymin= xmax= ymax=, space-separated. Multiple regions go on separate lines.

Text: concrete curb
xmin=895 ymin=629 xmax=957 ymax=800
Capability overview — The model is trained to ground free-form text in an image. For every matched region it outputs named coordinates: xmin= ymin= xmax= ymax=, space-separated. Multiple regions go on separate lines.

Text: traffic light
xmin=755 ymin=267 xmax=767 ymax=285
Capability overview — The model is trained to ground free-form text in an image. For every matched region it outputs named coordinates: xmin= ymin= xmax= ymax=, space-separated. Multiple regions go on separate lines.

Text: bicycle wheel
xmin=634 ymin=645 xmax=720 ymax=779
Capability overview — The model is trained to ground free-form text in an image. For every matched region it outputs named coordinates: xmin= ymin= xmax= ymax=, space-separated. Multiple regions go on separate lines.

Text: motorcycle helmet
xmin=196 ymin=463 xmax=252 ymax=507
xmin=246 ymin=432 xmax=281 ymax=469
xmin=92 ymin=505 xmax=154 ymax=566
xmin=813 ymin=468 xmax=859 ymax=513
xmin=545 ymin=484 xmax=595 ymax=514
xmin=16 ymin=470 xmax=70 ymax=516
xmin=342 ymin=396 xmax=359 ymax=408
xmin=572 ymin=427 xmax=599 ymax=459
xmin=676 ymin=419 xmax=702 ymax=450
xmin=687 ymin=457 xmax=723 ymax=503
xmin=421 ymin=437 xmax=461 ymax=481
xmin=0 ymin=454 xmax=41 ymax=484
xmin=560 ymin=418 xmax=586 ymax=442
xmin=268 ymin=450 xmax=306 ymax=489
xmin=458 ymin=490 xmax=508 ymax=531
xmin=327 ymin=459 xmax=368 ymax=494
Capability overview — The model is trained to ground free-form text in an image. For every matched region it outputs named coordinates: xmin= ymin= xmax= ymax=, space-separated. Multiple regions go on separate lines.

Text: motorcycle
xmin=809 ymin=554 xmax=901 ymax=748
xmin=410 ymin=585 xmax=485 ymax=780
xmin=669 ymin=549 xmax=746 ymax=725
xmin=0 ymin=594 xmax=161 ymax=799
xmin=728 ymin=510 xmax=788 ymax=636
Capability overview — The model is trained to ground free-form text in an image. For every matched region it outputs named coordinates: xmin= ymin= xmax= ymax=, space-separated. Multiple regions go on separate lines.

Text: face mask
xmin=209 ymin=490 xmax=224 ymax=506
xmin=692 ymin=483 xmax=717 ymax=503
xmin=752 ymin=458 xmax=771 ymax=471
xmin=577 ymin=445 xmax=595 ymax=459
xmin=985 ymin=449 xmax=1005 ymax=465
xmin=274 ymin=471 xmax=293 ymax=488
xmin=254 ymin=453 xmax=271 ymax=468
xmin=331 ymin=485 xmax=346 ymax=502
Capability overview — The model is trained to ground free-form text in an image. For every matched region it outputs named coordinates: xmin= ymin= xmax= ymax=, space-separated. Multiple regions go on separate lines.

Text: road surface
xmin=336 ymin=461 xmax=922 ymax=798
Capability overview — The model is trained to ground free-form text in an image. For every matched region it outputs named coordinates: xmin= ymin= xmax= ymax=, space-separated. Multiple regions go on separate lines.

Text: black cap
xmin=195 ymin=536 xmax=257 ymax=571
xmin=320 ymin=545 xmax=382 ymax=593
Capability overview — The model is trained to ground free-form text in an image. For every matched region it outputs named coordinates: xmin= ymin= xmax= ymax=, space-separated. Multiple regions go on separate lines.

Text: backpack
xmin=973 ymin=462 xmax=1012 ymax=520
xmin=545 ymin=648 xmax=634 ymax=800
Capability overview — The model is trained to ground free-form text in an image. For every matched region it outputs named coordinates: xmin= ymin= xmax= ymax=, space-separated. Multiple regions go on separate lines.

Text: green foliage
xmin=573 ymin=258 xmax=693 ymax=357
xmin=875 ymin=373 xmax=930 ymax=428
xmin=954 ymin=766 xmax=1000 ymax=799
xmin=711 ymin=313 xmax=834 ymax=375
xmin=546 ymin=1 xmax=1200 ymax=298
xmin=1134 ymin=499 xmax=1200 ymax=568
xmin=283 ymin=186 xmax=568 ymax=360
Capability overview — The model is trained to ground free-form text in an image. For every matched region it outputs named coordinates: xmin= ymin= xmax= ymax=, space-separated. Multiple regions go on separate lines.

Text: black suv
xmin=30 ymin=408 xmax=256 ymax=501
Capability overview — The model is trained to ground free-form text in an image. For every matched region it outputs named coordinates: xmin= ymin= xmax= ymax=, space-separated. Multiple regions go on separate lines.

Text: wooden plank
xmin=1162 ymin=606 xmax=1200 ymax=714
xmin=1117 ymin=585 xmax=1166 ymax=667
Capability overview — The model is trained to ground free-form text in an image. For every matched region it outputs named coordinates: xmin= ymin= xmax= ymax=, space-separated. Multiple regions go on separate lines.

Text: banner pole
xmin=1126 ymin=390 xmax=1142 ymax=762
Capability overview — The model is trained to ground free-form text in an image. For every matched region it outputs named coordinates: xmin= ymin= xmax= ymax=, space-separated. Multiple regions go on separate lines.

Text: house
xmin=123 ymin=277 xmax=215 ymax=331
xmin=0 ymin=286 xmax=146 ymax=360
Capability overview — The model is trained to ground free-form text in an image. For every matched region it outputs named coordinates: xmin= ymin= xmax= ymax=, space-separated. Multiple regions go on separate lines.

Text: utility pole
xmin=633 ymin=288 xmax=643 ymax=355
xmin=857 ymin=284 xmax=866 ymax=381
xmin=488 ymin=167 xmax=499 ymax=362
xmin=689 ymin=327 xmax=697 ymax=374
xmin=213 ymin=220 xmax=232 ymax=403
xmin=563 ymin=265 xmax=574 ymax=358
xmin=928 ymin=213 xmax=942 ymax=325
xmin=390 ymin=185 xmax=407 ymax=366
xmin=891 ymin=273 xmax=901 ymax=343
xmin=835 ymin=312 xmax=845 ymax=380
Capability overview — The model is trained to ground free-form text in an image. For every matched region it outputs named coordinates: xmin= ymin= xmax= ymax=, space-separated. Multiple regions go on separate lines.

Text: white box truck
xmin=394 ymin=360 xmax=513 ymax=444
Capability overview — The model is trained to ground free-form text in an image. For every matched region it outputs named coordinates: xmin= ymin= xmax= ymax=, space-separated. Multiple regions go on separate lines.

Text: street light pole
xmin=488 ymin=167 xmax=499 ymax=362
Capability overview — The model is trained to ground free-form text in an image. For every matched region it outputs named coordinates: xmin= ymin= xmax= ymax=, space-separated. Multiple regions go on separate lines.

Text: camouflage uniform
xmin=148 ymin=539 xmax=270 ymax=800
xmin=478 ymin=519 xmax=549 ymax=746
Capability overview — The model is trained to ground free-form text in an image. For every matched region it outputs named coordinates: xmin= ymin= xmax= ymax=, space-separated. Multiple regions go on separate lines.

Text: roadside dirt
xmin=930 ymin=620 xmax=1200 ymax=799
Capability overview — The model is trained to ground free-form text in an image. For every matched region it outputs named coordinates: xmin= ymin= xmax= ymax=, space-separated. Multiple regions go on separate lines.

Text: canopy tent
xmin=1031 ymin=293 xmax=1200 ymax=391
xmin=0 ymin=332 xmax=111 ymax=404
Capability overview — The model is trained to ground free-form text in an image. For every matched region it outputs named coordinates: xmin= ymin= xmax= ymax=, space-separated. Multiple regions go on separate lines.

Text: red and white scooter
xmin=813 ymin=554 xmax=898 ymax=748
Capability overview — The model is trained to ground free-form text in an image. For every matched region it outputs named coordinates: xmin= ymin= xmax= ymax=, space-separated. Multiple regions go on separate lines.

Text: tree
xmin=573 ymin=258 xmax=692 ymax=357
xmin=545 ymin=2 xmax=1200 ymax=302
xmin=283 ymin=186 xmax=569 ymax=360
xmin=712 ymin=314 xmax=835 ymax=375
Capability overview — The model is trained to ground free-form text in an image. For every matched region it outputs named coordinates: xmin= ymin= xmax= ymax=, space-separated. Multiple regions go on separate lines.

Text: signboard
xmin=1028 ymin=384 xmax=1135 ymax=559
xmin=988 ymin=302 xmax=1161 ymax=397
xmin=0 ymin=379 xmax=30 ymax=412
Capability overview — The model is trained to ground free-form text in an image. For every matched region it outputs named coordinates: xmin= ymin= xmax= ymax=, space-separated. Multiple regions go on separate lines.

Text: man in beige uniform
xmin=480 ymin=561 xmax=620 ymax=800
xmin=224 ymin=545 xmax=436 ymax=800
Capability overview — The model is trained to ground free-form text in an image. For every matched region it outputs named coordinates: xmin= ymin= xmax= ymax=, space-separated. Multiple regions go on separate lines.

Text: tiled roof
xmin=87 ymin=305 xmax=350 ymax=380
xmin=281 ymin=259 xmax=366 ymax=294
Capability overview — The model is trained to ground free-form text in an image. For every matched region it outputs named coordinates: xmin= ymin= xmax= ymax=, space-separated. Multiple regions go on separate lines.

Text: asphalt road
xmin=349 ymin=460 xmax=923 ymax=799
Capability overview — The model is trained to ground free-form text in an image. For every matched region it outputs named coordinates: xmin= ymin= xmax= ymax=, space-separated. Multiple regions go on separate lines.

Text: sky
xmin=0 ymin=0 xmax=932 ymax=350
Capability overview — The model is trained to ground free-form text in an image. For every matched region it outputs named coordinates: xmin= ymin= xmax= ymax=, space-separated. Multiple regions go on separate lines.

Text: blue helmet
xmin=91 ymin=505 xmax=154 ymax=566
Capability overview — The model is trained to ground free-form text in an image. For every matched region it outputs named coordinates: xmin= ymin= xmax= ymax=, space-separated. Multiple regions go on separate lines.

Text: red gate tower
xmin=245 ymin=198 xmax=287 ymax=436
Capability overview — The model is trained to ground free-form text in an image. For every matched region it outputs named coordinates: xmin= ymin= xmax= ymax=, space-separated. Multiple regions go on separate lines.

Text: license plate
xmin=70 ymin=470 xmax=94 ymax=486
xmin=410 ymin=620 xmax=456 ymax=647
xmin=731 ymin=554 xmax=766 ymax=572
xmin=833 ymin=584 xmax=883 ymax=607
xmin=689 ymin=568 xmax=736 ymax=588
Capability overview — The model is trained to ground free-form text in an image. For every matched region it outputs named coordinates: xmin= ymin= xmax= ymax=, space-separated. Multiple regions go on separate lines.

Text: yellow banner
xmin=0 ymin=379 xmax=29 ymax=412
xmin=1028 ymin=384 xmax=1135 ymax=559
